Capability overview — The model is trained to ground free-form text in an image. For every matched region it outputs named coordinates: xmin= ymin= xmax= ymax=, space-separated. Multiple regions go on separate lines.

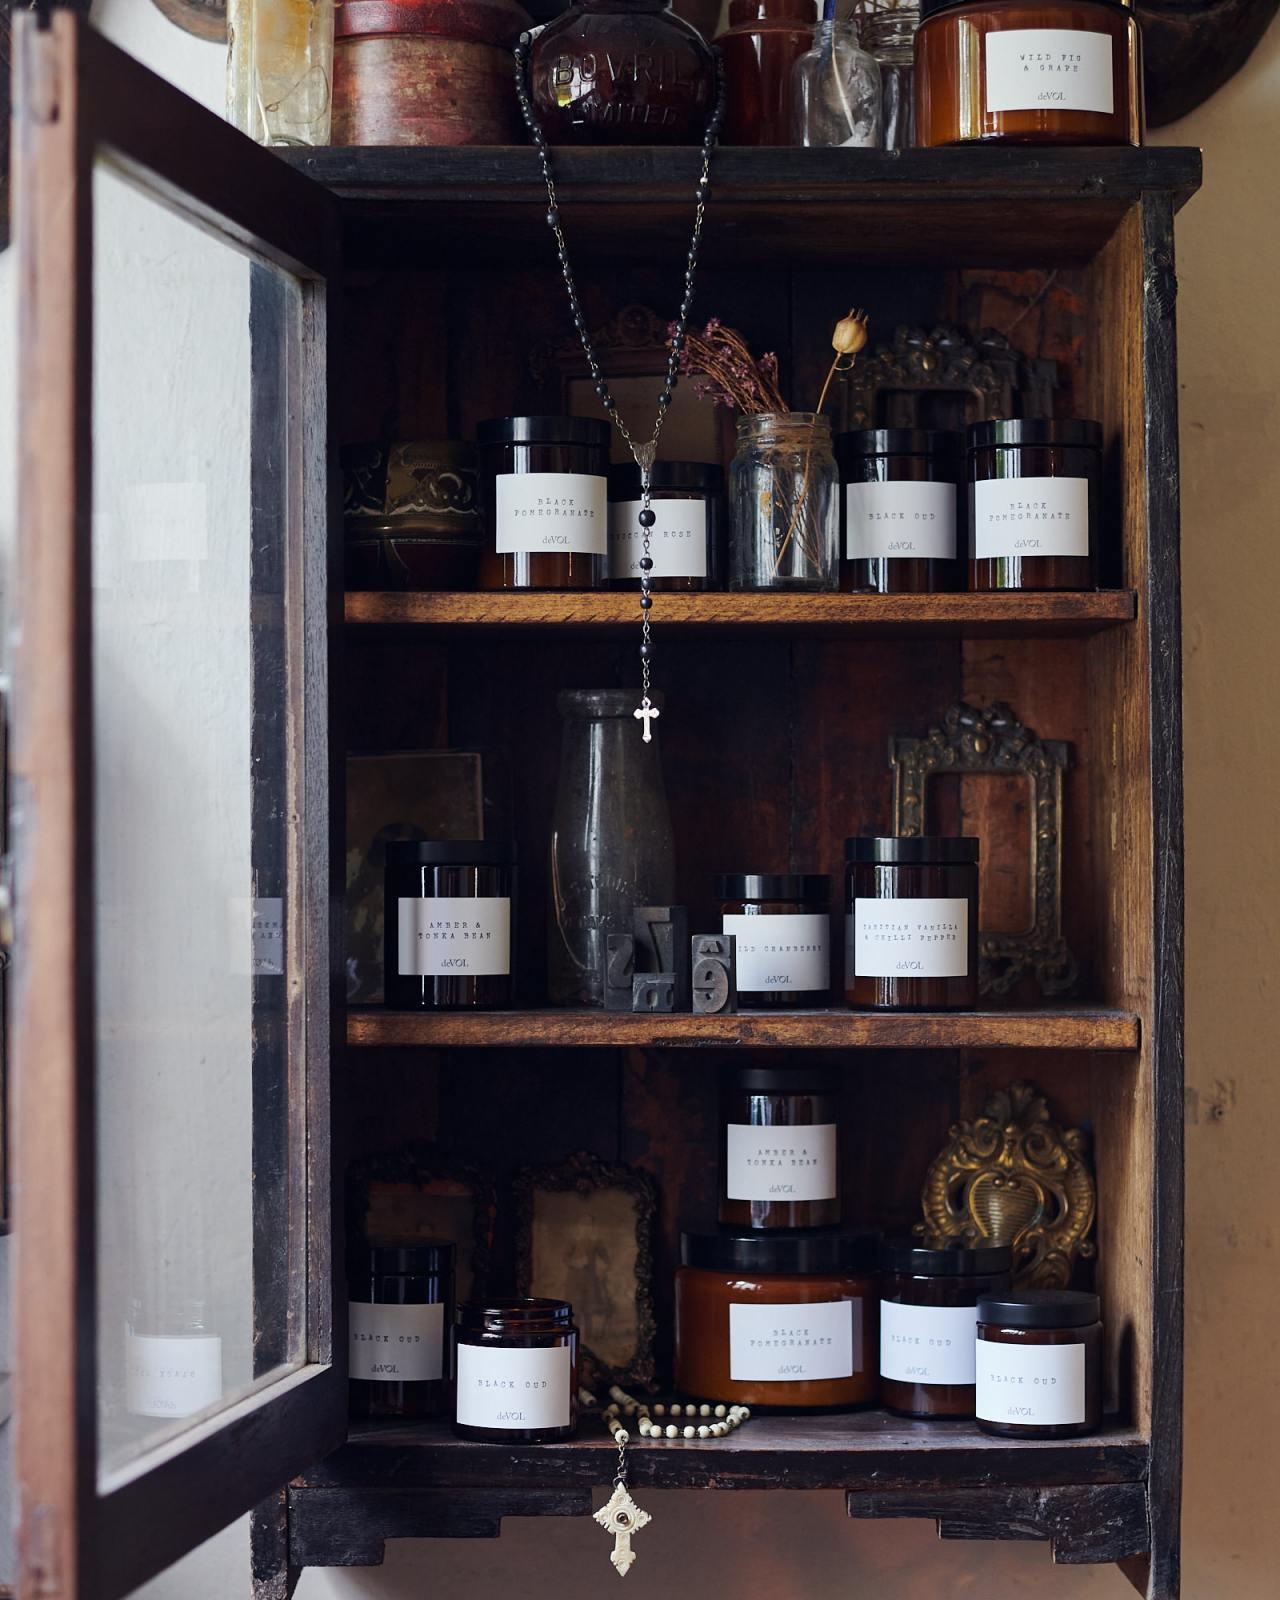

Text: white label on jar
xmin=725 ymin=1123 xmax=838 ymax=1203
xmin=729 ymin=1300 xmax=856 ymax=1383
xmin=722 ymin=912 xmax=829 ymax=994
xmin=880 ymin=1300 xmax=978 ymax=1386
xmin=973 ymin=476 xmax=1090 ymax=560
xmin=495 ymin=472 xmax=607 ymax=556
xmin=609 ymin=499 xmax=708 ymax=580
xmin=455 ymin=1343 xmax=572 ymax=1430
xmin=985 ymin=29 xmax=1115 ymax=116
xmin=976 ymin=1339 xmax=1087 ymax=1427
xmin=845 ymin=481 xmax=957 ymax=561
xmin=349 ymin=1301 xmax=444 ymax=1383
xmin=126 ymin=1332 xmax=223 ymax=1419
xmin=849 ymin=897 xmax=969 ymax=980
xmin=397 ymin=897 xmax=511 ymax=978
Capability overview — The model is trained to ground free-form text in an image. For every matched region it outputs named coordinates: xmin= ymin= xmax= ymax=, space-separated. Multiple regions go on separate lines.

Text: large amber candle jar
xmin=384 ymin=840 xmax=516 ymax=1012
xmin=478 ymin=416 xmax=610 ymax=590
xmin=836 ymin=428 xmax=963 ymax=595
xmin=676 ymin=1230 xmax=879 ymax=1409
xmin=968 ymin=418 xmax=1102 ymax=591
xmin=976 ymin=1290 xmax=1103 ymax=1439
xmin=719 ymin=1065 xmax=841 ymax=1231
xmin=914 ymin=0 xmax=1143 ymax=147
xmin=845 ymin=837 xmax=979 ymax=1011
xmin=879 ymin=1241 xmax=1012 ymax=1419
xmin=453 ymin=1298 xmax=579 ymax=1442
xmin=529 ymin=0 xmax=716 ymax=145
xmin=716 ymin=873 xmax=831 ymax=1007
xmin=608 ymin=460 xmax=725 ymax=591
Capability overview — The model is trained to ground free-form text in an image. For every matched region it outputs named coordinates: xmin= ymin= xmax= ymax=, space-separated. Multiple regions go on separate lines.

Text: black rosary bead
xmin=639 ymin=643 xmax=652 ymax=660
xmin=639 ymin=509 xmax=656 ymax=528
xmin=640 ymin=594 xmax=653 ymax=610
xmin=639 ymin=556 xmax=655 ymax=570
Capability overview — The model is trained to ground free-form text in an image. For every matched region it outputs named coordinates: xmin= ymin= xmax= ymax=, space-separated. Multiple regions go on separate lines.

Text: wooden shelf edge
xmin=345 ymin=589 xmax=1139 ymax=633
xmin=347 ymin=1006 xmax=1141 ymax=1052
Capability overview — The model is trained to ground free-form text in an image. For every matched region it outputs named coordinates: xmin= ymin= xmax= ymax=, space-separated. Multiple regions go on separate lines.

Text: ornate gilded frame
xmin=514 ymin=1150 xmax=657 ymax=1392
xmin=891 ymin=700 xmax=1078 ymax=997
xmin=917 ymin=1083 xmax=1097 ymax=1288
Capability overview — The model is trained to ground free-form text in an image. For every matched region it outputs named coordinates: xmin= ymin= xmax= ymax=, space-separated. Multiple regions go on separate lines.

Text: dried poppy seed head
xmin=832 ymin=308 xmax=870 ymax=356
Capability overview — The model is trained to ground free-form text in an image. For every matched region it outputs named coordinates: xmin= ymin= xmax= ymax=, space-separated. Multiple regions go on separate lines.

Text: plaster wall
xmin=0 ymin=2 xmax=1275 ymax=1596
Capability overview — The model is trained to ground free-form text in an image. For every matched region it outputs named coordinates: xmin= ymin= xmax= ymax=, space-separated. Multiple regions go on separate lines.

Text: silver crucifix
xmin=634 ymin=697 xmax=660 ymax=743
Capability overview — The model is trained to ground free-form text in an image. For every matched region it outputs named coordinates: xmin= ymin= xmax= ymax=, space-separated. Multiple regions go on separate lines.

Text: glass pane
xmin=91 ymin=162 xmax=303 ymax=1479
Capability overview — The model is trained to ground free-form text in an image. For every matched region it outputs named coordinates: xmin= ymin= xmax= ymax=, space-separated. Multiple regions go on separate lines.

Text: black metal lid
xmin=385 ymin=839 xmax=516 ymax=868
xmin=609 ymin=460 xmax=725 ymax=497
xmin=681 ymin=1227 xmax=880 ymax=1276
xmin=457 ymin=1297 xmax=575 ymax=1332
xmin=881 ymin=1238 xmax=1013 ymax=1276
xmin=966 ymin=418 xmax=1104 ymax=452
xmin=977 ymin=1289 xmax=1102 ymax=1329
xmin=352 ymin=1242 xmax=456 ymax=1276
xmin=715 ymin=873 xmax=831 ymax=902
xmin=921 ymin=0 xmax=1131 ymax=17
xmin=835 ymin=428 xmax=962 ymax=459
xmin=476 ymin=414 xmax=611 ymax=448
xmin=844 ymin=836 xmax=979 ymax=865
xmin=727 ymin=1064 xmax=842 ymax=1096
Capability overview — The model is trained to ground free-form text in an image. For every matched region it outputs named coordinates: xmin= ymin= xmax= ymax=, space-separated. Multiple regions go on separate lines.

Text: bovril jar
xmin=915 ymin=0 xmax=1143 ymax=148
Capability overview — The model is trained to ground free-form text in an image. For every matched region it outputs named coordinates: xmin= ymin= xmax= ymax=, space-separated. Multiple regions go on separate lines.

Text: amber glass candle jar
xmin=845 ymin=837 xmax=979 ymax=1011
xmin=836 ymin=428 xmax=963 ymax=594
xmin=349 ymin=1243 xmax=455 ymax=1421
xmin=879 ymin=1241 xmax=1012 ymax=1419
xmin=716 ymin=873 xmax=831 ymax=1007
xmin=717 ymin=0 xmax=817 ymax=146
xmin=608 ymin=460 xmax=725 ymax=591
xmin=968 ymin=418 xmax=1102 ymax=591
xmin=453 ymin=1298 xmax=579 ymax=1442
xmin=529 ymin=0 xmax=716 ymax=144
xmin=976 ymin=1290 xmax=1103 ymax=1438
xmin=676 ymin=1230 xmax=879 ymax=1409
xmin=914 ymin=0 xmax=1143 ymax=147
xmin=384 ymin=840 xmax=516 ymax=1012
xmin=719 ymin=1065 xmax=841 ymax=1231
xmin=478 ymin=416 xmax=610 ymax=590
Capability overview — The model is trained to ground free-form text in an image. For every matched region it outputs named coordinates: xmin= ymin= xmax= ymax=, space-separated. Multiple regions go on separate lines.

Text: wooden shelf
xmin=280 ymin=146 xmax=1202 ymax=268
xmin=348 ymin=1006 xmax=1140 ymax=1052
xmin=286 ymin=1417 xmax=1151 ymax=1565
xmin=345 ymin=589 xmax=1138 ymax=634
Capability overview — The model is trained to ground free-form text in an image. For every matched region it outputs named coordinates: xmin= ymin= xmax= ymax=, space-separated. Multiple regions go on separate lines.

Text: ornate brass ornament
xmin=838 ymin=323 xmax=1059 ymax=433
xmin=891 ymin=700 xmax=1078 ymax=998
xmin=917 ymin=1083 xmax=1096 ymax=1288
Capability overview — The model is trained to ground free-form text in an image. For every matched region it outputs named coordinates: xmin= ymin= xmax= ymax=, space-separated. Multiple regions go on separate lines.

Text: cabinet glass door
xmin=10 ymin=15 xmax=342 ymax=1598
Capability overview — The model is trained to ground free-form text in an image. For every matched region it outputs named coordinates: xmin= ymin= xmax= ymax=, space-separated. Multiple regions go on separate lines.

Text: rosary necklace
xmin=589 ymin=1384 xmax=751 ymax=1576
xmin=513 ymin=43 xmax=726 ymax=741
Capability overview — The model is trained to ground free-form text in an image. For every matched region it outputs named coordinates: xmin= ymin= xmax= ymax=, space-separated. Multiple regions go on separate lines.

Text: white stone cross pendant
xmin=634 ymin=697 xmax=660 ymax=743
xmin=594 ymin=1482 xmax=652 ymax=1577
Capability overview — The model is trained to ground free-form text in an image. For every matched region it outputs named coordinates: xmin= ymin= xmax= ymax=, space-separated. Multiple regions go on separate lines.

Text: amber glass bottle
xmin=529 ymin=0 xmax=716 ymax=144
xmin=716 ymin=0 xmax=816 ymax=145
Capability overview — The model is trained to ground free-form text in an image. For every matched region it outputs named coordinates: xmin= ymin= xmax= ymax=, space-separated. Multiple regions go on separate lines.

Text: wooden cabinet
xmin=9 ymin=14 xmax=1197 ymax=1600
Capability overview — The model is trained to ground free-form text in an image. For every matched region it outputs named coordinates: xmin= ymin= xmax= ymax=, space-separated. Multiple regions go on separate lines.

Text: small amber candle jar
xmin=837 ymin=428 xmax=963 ymax=595
xmin=676 ymin=1229 xmax=879 ymax=1409
xmin=719 ymin=1065 xmax=841 ymax=1231
xmin=914 ymin=0 xmax=1143 ymax=148
xmin=607 ymin=461 xmax=725 ymax=592
xmin=716 ymin=873 xmax=831 ymax=1008
xmin=478 ymin=415 xmax=610 ymax=591
xmin=348 ymin=1243 xmax=455 ymax=1421
xmin=453 ymin=1298 xmax=578 ymax=1442
xmin=879 ymin=1241 xmax=1012 ymax=1419
xmin=968 ymin=418 xmax=1102 ymax=592
xmin=384 ymin=840 xmax=516 ymax=1012
xmin=976 ymin=1290 xmax=1103 ymax=1438
xmin=845 ymin=837 xmax=979 ymax=1012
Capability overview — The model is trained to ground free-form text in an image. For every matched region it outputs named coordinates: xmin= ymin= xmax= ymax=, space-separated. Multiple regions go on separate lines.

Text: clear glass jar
xmin=729 ymin=413 xmax=839 ymax=591
xmin=453 ymin=1298 xmax=579 ymax=1442
xmin=227 ymin=0 xmax=334 ymax=148
xmin=857 ymin=0 xmax=919 ymax=150
xmin=792 ymin=20 xmax=882 ymax=148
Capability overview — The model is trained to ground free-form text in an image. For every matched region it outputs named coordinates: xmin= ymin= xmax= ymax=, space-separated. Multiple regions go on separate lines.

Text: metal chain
xmin=614 ymin=1429 xmax=629 ymax=1490
xmin=513 ymin=39 xmax=726 ymax=729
